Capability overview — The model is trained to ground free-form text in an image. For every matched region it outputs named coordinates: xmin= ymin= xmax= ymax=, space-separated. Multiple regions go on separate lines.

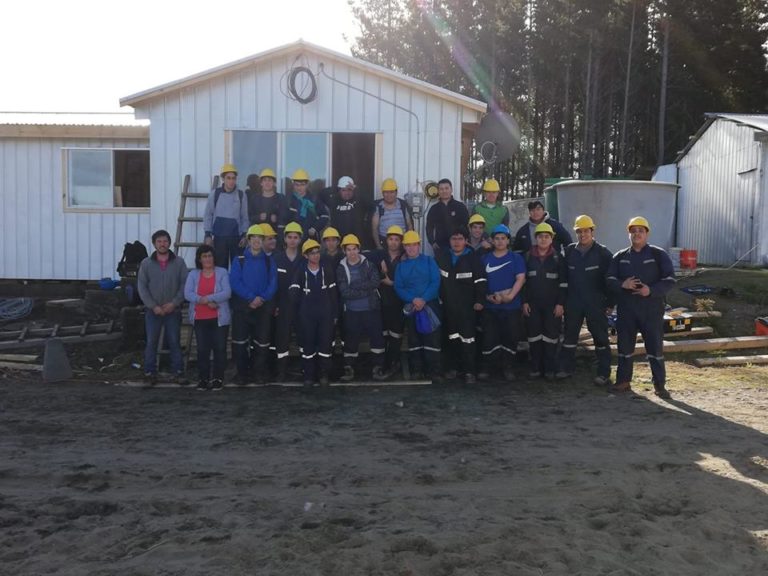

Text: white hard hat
xmin=337 ymin=176 xmax=355 ymax=188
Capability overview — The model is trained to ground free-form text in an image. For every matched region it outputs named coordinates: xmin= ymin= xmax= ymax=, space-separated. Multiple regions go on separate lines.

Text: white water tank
xmin=552 ymin=180 xmax=679 ymax=253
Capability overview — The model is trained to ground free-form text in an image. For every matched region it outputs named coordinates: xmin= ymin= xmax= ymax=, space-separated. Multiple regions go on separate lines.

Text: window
xmin=282 ymin=132 xmax=328 ymax=187
xmin=66 ymin=149 xmax=150 ymax=209
xmin=232 ymin=131 xmax=277 ymax=189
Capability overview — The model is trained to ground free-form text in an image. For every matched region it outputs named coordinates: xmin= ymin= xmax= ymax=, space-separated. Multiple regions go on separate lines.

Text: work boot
xmin=654 ymin=385 xmax=671 ymax=399
xmin=196 ymin=380 xmax=209 ymax=391
xmin=173 ymin=373 xmax=190 ymax=386
xmin=444 ymin=369 xmax=458 ymax=381
xmin=143 ymin=372 xmax=157 ymax=387
xmin=340 ymin=365 xmax=354 ymax=383
xmin=528 ymin=371 xmax=542 ymax=379
xmin=555 ymin=371 xmax=570 ymax=380
xmin=372 ymin=366 xmax=386 ymax=381
xmin=319 ymin=373 xmax=330 ymax=387
xmin=210 ymin=379 xmax=223 ymax=391
xmin=477 ymin=371 xmax=490 ymax=381
xmin=593 ymin=375 xmax=612 ymax=387
xmin=610 ymin=381 xmax=632 ymax=394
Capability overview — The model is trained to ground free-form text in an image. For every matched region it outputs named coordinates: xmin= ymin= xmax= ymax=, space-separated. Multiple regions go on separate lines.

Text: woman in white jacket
xmin=184 ymin=245 xmax=232 ymax=390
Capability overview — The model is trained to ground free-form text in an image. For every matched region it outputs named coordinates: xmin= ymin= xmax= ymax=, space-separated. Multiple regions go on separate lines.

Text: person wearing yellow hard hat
xmin=467 ymin=213 xmax=492 ymax=253
xmin=246 ymin=167 xmax=290 ymax=243
xmin=472 ymin=178 xmax=510 ymax=233
xmin=426 ymin=178 xmax=469 ymax=255
xmin=522 ymin=222 xmax=567 ymax=380
xmin=336 ymin=234 xmax=387 ymax=382
xmin=367 ymin=224 xmax=406 ymax=378
xmin=395 ymin=229 xmax=444 ymax=383
xmin=371 ymin=178 xmax=414 ymax=247
xmin=203 ymin=163 xmax=249 ymax=269
xmin=606 ymin=216 xmax=675 ymax=399
xmin=288 ymin=168 xmax=329 ymax=241
xmin=229 ymin=222 xmax=278 ymax=385
xmin=512 ymin=198 xmax=572 ymax=255
xmin=289 ymin=237 xmax=339 ymax=387
xmin=320 ymin=226 xmax=343 ymax=270
xmin=557 ymin=214 xmax=614 ymax=385
xmin=270 ymin=221 xmax=304 ymax=382
xmin=259 ymin=222 xmax=278 ymax=256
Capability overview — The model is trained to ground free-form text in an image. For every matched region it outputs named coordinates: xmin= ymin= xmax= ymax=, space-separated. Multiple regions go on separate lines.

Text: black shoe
xmin=210 ymin=379 xmax=223 ymax=391
xmin=340 ymin=365 xmax=354 ymax=383
xmin=464 ymin=373 xmax=477 ymax=385
xmin=444 ymin=369 xmax=458 ymax=380
xmin=196 ymin=380 xmax=209 ymax=391
xmin=173 ymin=373 xmax=190 ymax=386
xmin=372 ymin=366 xmax=386 ymax=381
xmin=303 ymin=379 xmax=315 ymax=389
xmin=477 ymin=371 xmax=490 ymax=381
xmin=143 ymin=372 xmax=157 ymax=387
xmin=502 ymin=367 xmax=516 ymax=381
xmin=431 ymin=374 xmax=445 ymax=385
xmin=654 ymin=385 xmax=671 ymax=400
xmin=318 ymin=374 xmax=330 ymax=387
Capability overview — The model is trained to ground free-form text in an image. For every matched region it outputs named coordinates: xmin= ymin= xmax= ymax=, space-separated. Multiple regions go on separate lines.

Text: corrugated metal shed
xmin=122 ymin=40 xmax=486 ymax=257
xmin=0 ymin=113 xmax=150 ymax=279
xmin=676 ymin=113 xmax=768 ymax=266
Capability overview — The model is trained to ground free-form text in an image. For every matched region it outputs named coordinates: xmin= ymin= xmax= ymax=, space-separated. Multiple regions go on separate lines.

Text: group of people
xmin=137 ymin=164 xmax=676 ymax=399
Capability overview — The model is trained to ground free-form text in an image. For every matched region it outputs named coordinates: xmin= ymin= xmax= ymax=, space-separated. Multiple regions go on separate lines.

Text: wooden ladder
xmin=174 ymin=174 xmax=216 ymax=259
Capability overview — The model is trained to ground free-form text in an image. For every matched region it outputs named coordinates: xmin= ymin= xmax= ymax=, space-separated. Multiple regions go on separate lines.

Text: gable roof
xmin=0 ymin=112 xmax=149 ymax=139
xmin=120 ymin=39 xmax=487 ymax=113
xmin=675 ymin=113 xmax=768 ymax=162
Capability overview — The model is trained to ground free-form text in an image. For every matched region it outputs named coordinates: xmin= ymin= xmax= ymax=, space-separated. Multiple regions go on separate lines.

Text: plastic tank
xmin=552 ymin=180 xmax=679 ymax=253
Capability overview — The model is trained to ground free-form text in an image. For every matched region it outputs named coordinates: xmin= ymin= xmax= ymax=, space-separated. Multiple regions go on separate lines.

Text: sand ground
xmin=1 ymin=371 xmax=767 ymax=575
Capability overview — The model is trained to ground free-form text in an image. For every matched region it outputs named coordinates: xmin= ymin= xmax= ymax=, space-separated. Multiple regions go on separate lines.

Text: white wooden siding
xmin=136 ymin=51 xmax=482 ymax=265
xmin=677 ymin=119 xmax=763 ymax=265
xmin=0 ymin=137 xmax=150 ymax=280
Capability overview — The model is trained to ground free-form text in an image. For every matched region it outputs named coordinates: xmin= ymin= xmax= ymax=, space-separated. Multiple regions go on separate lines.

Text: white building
xmin=1 ymin=41 xmax=486 ymax=280
xmin=657 ymin=113 xmax=768 ymax=266
xmin=0 ymin=113 xmax=149 ymax=280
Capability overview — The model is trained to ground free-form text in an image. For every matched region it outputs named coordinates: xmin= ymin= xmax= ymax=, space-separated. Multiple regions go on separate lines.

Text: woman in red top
xmin=184 ymin=245 xmax=232 ymax=390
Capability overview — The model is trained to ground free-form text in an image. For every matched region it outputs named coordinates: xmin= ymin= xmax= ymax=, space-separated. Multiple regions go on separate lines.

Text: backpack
xmin=117 ymin=240 xmax=149 ymax=277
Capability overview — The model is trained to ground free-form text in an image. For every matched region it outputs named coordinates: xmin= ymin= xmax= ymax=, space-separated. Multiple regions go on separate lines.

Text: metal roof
xmin=120 ymin=39 xmax=488 ymax=113
xmin=0 ymin=112 xmax=149 ymax=127
xmin=675 ymin=112 xmax=768 ymax=162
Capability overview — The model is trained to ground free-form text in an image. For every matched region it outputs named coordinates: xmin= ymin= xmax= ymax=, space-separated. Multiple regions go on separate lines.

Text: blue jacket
xmin=184 ymin=267 xmax=232 ymax=326
xmin=395 ymin=254 xmax=440 ymax=304
xmin=229 ymin=249 xmax=278 ymax=303
xmin=606 ymin=244 xmax=676 ymax=306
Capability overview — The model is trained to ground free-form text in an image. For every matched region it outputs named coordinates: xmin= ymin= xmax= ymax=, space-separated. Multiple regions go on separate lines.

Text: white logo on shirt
xmin=485 ymin=262 xmax=511 ymax=274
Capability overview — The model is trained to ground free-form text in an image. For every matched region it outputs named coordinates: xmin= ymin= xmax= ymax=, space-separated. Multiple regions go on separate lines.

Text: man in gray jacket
xmin=138 ymin=229 xmax=189 ymax=385
xmin=203 ymin=163 xmax=250 ymax=268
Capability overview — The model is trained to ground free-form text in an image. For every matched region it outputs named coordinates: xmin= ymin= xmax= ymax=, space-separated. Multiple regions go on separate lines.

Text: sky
xmin=1 ymin=0 xmax=358 ymax=113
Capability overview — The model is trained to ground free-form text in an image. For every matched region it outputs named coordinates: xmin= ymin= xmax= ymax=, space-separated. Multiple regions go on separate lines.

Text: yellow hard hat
xmin=292 ymin=168 xmax=310 ymax=181
xmin=381 ymin=178 xmax=398 ymax=192
xmin=534 ymin=222 xmax=554 ymax=236
xmin=247 ymin=224 xmax=264 ymax=237
xmin=573 ymin=214 xmax=596 ymax=230
xmin=321 ymin=227 xmax=341 ymax=240
xmin=469 ymin=213 xmax=486 ymax=226
xmin=482 ymin=178 xmax=500 ymax=193
xmin=220 ymin=163 xmax=237 ymax=176
xmin=402 ymin=230 xmax=421 ymax=245
xmin=341 ymin=234 xmax=361 ymax=247
xmin=302 ymin=239 xmax=321 ymax=253
xmin=627 ymin=216 xmax=650 ymax=232
xmin=259 ymin=168 xmax=276 ymax=180
xmin=284 ymin=221 xmax=303 ymax=236
xmin=259 ymin=223 xmax=277 ymax=237
xmin=386 ymin=225 xmax=404 ymax=237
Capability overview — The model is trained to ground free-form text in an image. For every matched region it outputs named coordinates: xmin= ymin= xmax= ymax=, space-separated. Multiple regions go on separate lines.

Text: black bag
xmin=117 ymin=240 xmax=149 ymax=278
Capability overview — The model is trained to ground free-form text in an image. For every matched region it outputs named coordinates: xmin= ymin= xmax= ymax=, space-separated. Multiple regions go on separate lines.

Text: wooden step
xmin=694 ymin=354 xmax=768 ymax=368
xmin=584 ymin=335 xmax=768 ymax=356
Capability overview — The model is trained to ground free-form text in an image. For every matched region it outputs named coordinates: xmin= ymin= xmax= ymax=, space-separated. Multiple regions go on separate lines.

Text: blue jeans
xmin=144 ymin=309 xmax=183 ymax=374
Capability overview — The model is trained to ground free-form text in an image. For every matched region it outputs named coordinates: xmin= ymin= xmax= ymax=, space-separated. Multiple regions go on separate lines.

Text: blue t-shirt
xmin=482 ymin=251 xmax=526 ymax=310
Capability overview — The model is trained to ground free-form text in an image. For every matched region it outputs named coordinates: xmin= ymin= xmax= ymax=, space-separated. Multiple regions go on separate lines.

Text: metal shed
xmin=0 ymin=113 xmax=150 ymax=280
xmin=673 ymin=113 xmax=768 ymax=266
xmin=120 ymin=40 xmax=487 ymax=260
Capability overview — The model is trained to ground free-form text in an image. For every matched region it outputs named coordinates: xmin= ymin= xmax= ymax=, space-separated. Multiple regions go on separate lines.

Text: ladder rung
xmin=183 ymin=193 xmax=209 ymax=199
xmin=176 ymin=242 xmax=204 ymax=248
xmin=178 ymin=217 xmax=203 ymax=223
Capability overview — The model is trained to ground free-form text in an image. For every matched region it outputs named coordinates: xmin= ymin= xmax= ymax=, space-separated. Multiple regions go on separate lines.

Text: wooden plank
xmin=694 ymin=355 xmax=768 ymax=368
xmin=684 ymin=311 xmax=722 ymax=319
xmin=580 ymin=326 xmax=714 ymax=346
xmin=0 ymin=361 xmax=42 ymax=371
xmin=584 ymin=336 xmax=768 ymax=356
xmin=0 ymin=353 xmax=38 ymax=363
xmin=0 ymin=332 xmax=122 ymax=352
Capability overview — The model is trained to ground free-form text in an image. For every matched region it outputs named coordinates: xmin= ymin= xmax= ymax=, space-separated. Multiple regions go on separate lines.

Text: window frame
xmin=62 ymin=147 xmax=150 ymax=214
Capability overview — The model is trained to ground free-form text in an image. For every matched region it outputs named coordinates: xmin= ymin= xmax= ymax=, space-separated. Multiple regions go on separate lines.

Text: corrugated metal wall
xmin=134 ymin=52 xmax=481 ymax=262
xmin=0 ymin=137 xmax=150 ymax=280
xmin=677 ymin=119 xmax=762 ymax=265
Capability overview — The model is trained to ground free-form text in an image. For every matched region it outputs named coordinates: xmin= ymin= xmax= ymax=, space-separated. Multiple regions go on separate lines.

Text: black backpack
xmin=117 ymin=240 xmax=149 ymax=277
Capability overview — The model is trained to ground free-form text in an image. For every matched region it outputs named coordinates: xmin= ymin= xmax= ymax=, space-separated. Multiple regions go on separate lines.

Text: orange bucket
xmin=680 ymin=249 xmax=697 ymax=269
